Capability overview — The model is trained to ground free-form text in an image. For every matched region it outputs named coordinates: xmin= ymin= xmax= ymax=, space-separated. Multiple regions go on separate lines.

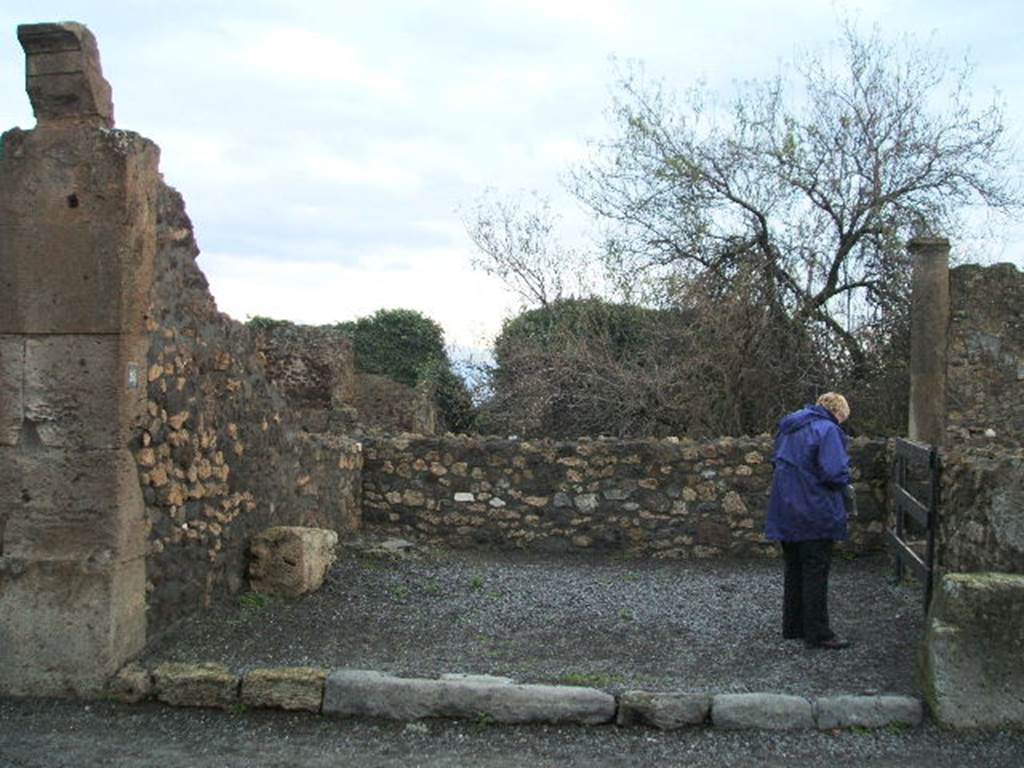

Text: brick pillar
xmin=0 ymin=23 xmax=159 ymax=695
xmin=907 ymin=237 xmax=951 ymax=447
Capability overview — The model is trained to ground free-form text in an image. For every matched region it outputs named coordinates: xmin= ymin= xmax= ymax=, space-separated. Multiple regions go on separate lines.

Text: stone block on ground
xmin=248 ymin=526 xmax=338 ymax=598
xmin=922 ymin=572 xmax=1024 ymax=729
xmin=153 ymin=663 xmax=239 ymax=709
xmin=616 ymin=691 xmax=711 ymax=729
xmin=815 ymin=695 xmax=923 ymax=730
xmin=323 ymin=670 xmax=616 ymax=725
xmin=241 ymin=667 xmax=327 ymax=712
xmin=711 ymin=693 xmax=814 ymax=730
xmin=106 ymin=662 xmax=153 ymax=704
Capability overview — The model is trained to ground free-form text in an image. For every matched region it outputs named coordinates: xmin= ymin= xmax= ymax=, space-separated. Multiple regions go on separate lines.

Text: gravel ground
xmin=146 ymin=543 xmax=925 ymax=697
xmin=3 ymin=697 xmax=1023 ymax=768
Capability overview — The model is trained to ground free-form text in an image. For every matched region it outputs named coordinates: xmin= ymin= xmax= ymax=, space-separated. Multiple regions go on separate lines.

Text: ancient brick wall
xmin=937 ymin=447 xmax=1024 ymax=575
xmin=946 ymin=263 xmax=1024 ymax=446
xmin=139 ymin=183 xmax=362 ymax=637
xmin=361 ymin=435 xmax=889 ymax=557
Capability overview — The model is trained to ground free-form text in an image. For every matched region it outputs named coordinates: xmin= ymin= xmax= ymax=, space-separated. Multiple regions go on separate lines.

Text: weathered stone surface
xmin=241 ymin=667 xmax=327 ymax=712
xmin=616 ymin=691 xmax=711 ymax=729
xmin=324 ymin=670 xmax=616 ymax=725
xmin=0 ymin=447 xmax=147 ymax=561
xmin=0 ymin=126 xmax=160 ymax=335
xmin=154 ymin=663 xmax=239 ymax=709
xmin=248 ymin=527 xmax=338 ymax=598
xmin=0 ymin=557 xmax=146 ymax=696
xmin=940 ymin=450 xmax=1024 ymax=574
xmin=352 ymin=372 xmax=438 ymax=435
xmin=946 ymin=262 xmax=1024 ymax=446
xmin=815 ymin=695 xmax=923 ymax=730
xmin=908 ymin=237 xmax=950 ymax=446
xmin=923 ymin=573 xmax=1024 ymax=729
xmin=18 ymin=22 xmax=113 ymax=127
xmin=711 ymin=693 xmax=815 ymax=730
xmin=21 ymin=334 xmax=149 ymax=450
xmin=106 ymin=662 xmax=153 ymax=704
xmin=0 ymin=336 xmax=24 ymax=446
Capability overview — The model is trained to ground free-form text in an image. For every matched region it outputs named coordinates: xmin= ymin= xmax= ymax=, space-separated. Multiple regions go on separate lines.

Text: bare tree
xmin=572 ymin=22 xmax=1020 ymax=378
xmin=463 ymin=190 xmax=590 ymax=308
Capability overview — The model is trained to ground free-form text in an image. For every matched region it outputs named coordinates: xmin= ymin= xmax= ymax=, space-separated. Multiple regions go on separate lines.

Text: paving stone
xmin=616 ymin=691 xmax=711 ymax=729
xmin=241 ymin=667 xmax=327 ymax=712
xmin=105 ymin=662 xmax=153 ymax=704
xmin=153 ymin=663 xmax=239 ymax=709
xmin=711 ymin=693 xmax=814 ymax=730
xmin=815 ymin=695 xmax=923 ymax=730
xmin=323 ymin=669 xmax=615 ymax=725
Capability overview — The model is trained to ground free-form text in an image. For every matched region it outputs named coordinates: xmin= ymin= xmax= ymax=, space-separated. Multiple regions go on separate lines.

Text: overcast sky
xmin=2 ymin=1 xmax=1021 ymax=355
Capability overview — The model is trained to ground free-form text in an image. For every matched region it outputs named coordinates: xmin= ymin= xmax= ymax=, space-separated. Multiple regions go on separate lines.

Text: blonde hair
xmin=816 ymin=392 xmax=850 ymax=422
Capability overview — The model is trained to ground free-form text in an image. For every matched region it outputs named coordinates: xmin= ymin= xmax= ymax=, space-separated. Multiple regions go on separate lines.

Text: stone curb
xmin=323 ymin=670 xmax=616 ymax=725
xmin=106 ymin=663 xmax=923 ymax=731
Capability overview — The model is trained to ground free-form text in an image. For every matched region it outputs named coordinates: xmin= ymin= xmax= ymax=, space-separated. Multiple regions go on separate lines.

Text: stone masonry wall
xmin=352 ymin=373 xmax=438 ymax=435
xmin=138 ymin=183 xmax=362 ymax=638
xmin=946 ymin=263 xmax=1024 ymax=446
xmin=252 ymin=322 xmax=359 ymax=434
xmin=937 ymin=447 xmax=1024 ymax=575
xmin=362 ymin=435 xmax=889 ymax=557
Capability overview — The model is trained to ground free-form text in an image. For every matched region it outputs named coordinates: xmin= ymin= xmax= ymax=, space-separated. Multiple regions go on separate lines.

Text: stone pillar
xmin=0 ymin=23 xmax=159 ymax=696
xmin=907 ymin=237 xmax=950 ymax=447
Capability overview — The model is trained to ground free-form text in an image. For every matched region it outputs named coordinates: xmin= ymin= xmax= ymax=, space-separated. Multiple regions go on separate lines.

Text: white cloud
xmin=0 ymin=0 xmax=1020 ymax=357
xmin=201 ymin=247 xmax=516 ymax=350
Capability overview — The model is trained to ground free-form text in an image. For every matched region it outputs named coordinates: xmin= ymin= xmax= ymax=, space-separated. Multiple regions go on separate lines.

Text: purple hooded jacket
xmin=765 ymin=404 xmax=850 ymax=542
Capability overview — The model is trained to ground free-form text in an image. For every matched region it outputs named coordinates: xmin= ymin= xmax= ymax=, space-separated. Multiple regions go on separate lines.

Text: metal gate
xmin=889 ymin=438 xmax=940 ymax=612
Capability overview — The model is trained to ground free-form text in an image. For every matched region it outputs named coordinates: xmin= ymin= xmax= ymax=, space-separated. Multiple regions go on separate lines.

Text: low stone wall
xmin=361 ymin=435 xmax=889 ymax=558
xmin=140 ymin=183 xmax=362 ymax=637
xmin=937 ymin=447 xmax=1024 ymax=575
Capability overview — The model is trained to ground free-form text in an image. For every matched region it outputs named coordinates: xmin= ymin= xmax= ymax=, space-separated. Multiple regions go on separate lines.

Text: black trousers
xmin=781 ymin=539 xmax=834 ymax=644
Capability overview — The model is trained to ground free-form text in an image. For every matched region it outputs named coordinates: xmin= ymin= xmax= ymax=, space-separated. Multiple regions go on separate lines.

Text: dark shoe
xmin=783 ymin=633 xmax=804 ymax=641
xmin=808 ymin=637 xmax=850 ymax=650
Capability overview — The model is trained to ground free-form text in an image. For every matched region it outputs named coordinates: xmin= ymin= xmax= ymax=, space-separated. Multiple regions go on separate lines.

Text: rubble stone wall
xmin=946 ymin=263 xmax=1024 ymax=446
xmin=937 ymin=447 xmax=1024 ymax=575
xmin=361 ymin=435 xmax=889 ymax=557
xmin=139 ymin=183 xmax=362 ymax=638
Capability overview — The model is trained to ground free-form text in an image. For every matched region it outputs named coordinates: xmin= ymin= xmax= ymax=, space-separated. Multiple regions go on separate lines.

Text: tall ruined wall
xmin=0 ymin=23 xmax=157 ymax=695
xmin=946 ymin=263 xmax=1024 ymax=445
xmin=362 ymin=435 xmax=889 ymax=557
xmin=937 ymin=447 xmax=1024 ymax=575
xmin=138 ymin=183 xmax=362 ymax=637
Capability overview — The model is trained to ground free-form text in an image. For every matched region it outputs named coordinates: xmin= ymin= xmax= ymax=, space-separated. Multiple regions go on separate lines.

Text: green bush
xmin=338 ymin=308 xmax=474 ymax=432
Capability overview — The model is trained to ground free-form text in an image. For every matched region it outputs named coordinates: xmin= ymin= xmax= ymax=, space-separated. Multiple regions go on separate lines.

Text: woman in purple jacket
xmin=765 ymin=392 xmax=851 ymax=650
